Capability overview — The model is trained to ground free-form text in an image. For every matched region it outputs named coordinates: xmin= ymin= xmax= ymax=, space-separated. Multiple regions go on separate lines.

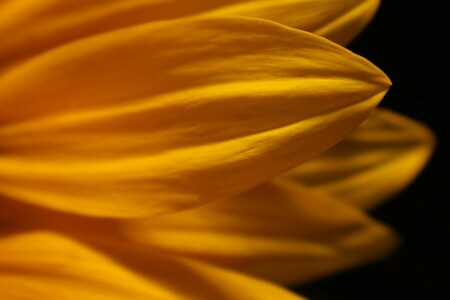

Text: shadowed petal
xmin=121 ymin=179 xmax=399 ymax=285
xmin=0 ymin=17 xmax=390 ymax=217
xmin=0 ymin=0 xmax=379 ymax=68
xmin=283 ymin=109 xmax=435 ymax=210
xmin=0 ymin=231 xmax=305 ymax=299
xmin=0 ymin=195 xmax=120 ymax=238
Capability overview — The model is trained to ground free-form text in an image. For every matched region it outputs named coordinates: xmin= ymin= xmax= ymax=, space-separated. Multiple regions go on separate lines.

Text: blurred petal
xmin=0 ymin=231 xmax=305 ymax=299
xmin=0 ymin=17 xmax=390 ymax=217
xmin=122 ymin=179 xmax=399 ymax=285
xmin=283 ymin=109 xmax=436 ymax=210
xmin=0 ymin=0 xmax=378 ymax=68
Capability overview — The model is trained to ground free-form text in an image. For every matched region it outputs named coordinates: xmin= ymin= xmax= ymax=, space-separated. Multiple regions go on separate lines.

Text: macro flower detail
xmin=0 ymin=0 xmax=434 ymax=299
xmin=1 ymin=0 xmax=379 ymax=69
xmin=0 ymin=17 xmax=390 ymax=218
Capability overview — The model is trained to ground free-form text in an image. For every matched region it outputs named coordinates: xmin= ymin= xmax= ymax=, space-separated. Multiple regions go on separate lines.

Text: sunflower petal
xmin=202 ymin=0 xmax=380 ymax=45
xmin=0 ymin=0 xmax=378 ymax=68
xmin=0 ymin=17 xmax=390 ymax=217
xmin=122 ymin=179 xmax=399 ymax=285
xmin=0 ymin=195 xmax=120 ymax=238
xmin=283 ymin=109 xmax=435 ymax=210
xmin=0 ymin=231 xmax=305 ymax=300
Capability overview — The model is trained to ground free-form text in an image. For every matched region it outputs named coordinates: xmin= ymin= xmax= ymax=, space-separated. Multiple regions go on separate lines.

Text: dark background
xmin=295 ymin=1 xmax=450 ymax=299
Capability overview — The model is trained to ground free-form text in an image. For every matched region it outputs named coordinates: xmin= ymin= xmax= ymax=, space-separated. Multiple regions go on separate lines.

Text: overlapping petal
xmin=283 ymin=109 xmax=435 ymax=210
xmin=0 ymin=17 xmax=390 ymax=217
xmin=0 ymin=0 xmax=379 ymax=68
xmin=202 ymin=0 xmax=380 ymax=45
xmin=122 ymin=179 xmax=399 ymax=285
xmin=0 ymin=231 xmax=305 ymax=299
xmin=0 ymin=0 xmax=428 ymax=298
xmin=0 ymin=195 xmax=119 ymax=238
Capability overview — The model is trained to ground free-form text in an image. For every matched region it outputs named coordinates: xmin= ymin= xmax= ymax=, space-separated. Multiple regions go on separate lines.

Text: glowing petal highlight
xmin=0 ymin=18 xmax=390 ymax=217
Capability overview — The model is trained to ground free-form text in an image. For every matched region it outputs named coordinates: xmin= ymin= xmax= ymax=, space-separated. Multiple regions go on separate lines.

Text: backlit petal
xmin=0 ymin=0 xmax=378 ymax=69
xmin=122 ymin=179 xmax=399 ymax=285
xmin=0 ymin=17 xmax=390 ymax=217
xmin=0 ymin=231 xmax=305 ymax=299
xmin=283 ymin=109 xmax=435 ymax=210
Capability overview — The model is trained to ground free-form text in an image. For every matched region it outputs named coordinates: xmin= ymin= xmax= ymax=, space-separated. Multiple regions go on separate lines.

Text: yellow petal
xmin=1 ymin=0 xmax=378 ymax=69
xmin=0 ymin=195 xmax=120 ymax=238
xmin=0 ymin=231 xmax=305 ymax=300
xmin=0 ymin=17 xmax=390 ymax=217
xmin=283 ymin=109 xmax=435 ymax=210
xmin=122 ymin=179 xmax=399 ymax=285
xmin=202 ymin=0 xmax=381 ymax=45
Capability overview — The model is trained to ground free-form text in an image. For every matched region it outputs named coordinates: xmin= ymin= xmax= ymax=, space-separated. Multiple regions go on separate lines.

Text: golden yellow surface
xmin=0 ymin=0 xmax=433 ymax=299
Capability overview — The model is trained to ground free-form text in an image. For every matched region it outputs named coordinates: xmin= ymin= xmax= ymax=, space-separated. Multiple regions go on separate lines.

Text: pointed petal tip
xmin=371 ymin=223 xmax=402 ymax=260
xmin=364 ymin=0 xmax=382 ymax=17
xmin=382 ymin=71 xmax=393 ymax=88
xmin=382 ymin=69 xmax=393 ymax=88
xmin=0 ymin=16 xmax=395 ymax=218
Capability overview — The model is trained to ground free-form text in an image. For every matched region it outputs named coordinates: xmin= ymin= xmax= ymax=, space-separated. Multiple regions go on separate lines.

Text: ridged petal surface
xmin=0 ymin=0 xmax=379 ymax=68
xmin=0 ymin=17 xmax=390 ymax=217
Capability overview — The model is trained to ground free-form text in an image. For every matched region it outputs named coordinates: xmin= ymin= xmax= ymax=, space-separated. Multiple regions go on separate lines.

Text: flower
xmin=0 ymin=0 xmax=434 ymax=299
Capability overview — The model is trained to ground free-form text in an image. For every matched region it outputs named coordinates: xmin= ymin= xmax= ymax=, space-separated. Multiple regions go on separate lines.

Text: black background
xmin=294 ymin=1 xmax=450 ymax=299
